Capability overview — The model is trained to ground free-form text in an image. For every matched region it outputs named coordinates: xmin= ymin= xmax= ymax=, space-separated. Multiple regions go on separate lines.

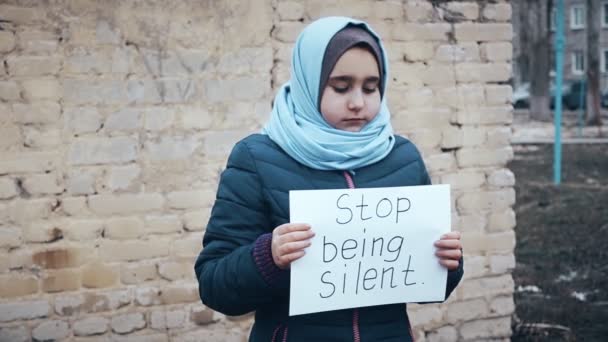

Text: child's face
xmin=319 ymin=47 xmax=381 ymax=132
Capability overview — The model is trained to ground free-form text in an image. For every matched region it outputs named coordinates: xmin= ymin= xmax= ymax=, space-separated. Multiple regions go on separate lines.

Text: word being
xmin=319 ymin=255 xmax=416 ymax=298
xmin=322 ymin=229 xmax=403 ymax=263
xmin=335 ymin=193 xmax=411 ymax=224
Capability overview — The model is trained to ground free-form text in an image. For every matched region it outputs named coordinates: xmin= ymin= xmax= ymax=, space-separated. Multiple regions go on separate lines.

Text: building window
xmin=570 ymin=5 xmax=585 ymax=29
xmin=603 ymin=2 xmax=608 ymax=28
xmin=602 ymin=50 xmax=608 ymax=73
xmin=572 ymin=51 xmax=585 ymax=75
xmin=550 ymin=8 xmax=557 ymax=31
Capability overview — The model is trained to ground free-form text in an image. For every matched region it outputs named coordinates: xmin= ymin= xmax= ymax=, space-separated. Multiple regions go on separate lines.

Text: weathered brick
xmin=73 ymin=316 xmax=109 ymax=336
xmin=0 ymin=226 xmax=22 ymax=248
xmin=203 ymin=77 xmax=268 ymax=102
xmin=482 ymin=42 xmax=513 ymax=62
xmin=488 ymin=209 xmax=516 ymax=232
xmin=100 ymin=239 xmax=170 ymax=262
xmin=486 ymin=126 xmax=512 ymax=147
xmin=277 ymin=1 xmax=305 ymax=20
xmin=425 ymin=153 xmax=457 ymax=173
xmin=0 ymin=300 xmax=49 ymax=322
xmin=489 ymin=295 xmax=515 ymax=317
xmin=0 ymin=81 xmax=21 ymax=100
xmin=89 ymin=193 xmax=164 ymax=215
xmin=105 ymin=216 xmax=144 ymax=240
xmin=393 ymin=23 xmax=451 ymax=41
xmin=167 ymin=190 xmax=215 ymax=209
xmin=66 ymin=169 xmax=98 ymax=195
xmin=21 ymin=78 xmax=61 ymax=101
xmin=111 ymin=312 xmax=146 ymax=334
xmin=408 ymin=305 xmax=443 ymax=328
xmin=0 ymin=325 xmax=30 ymax=342
xmin=121 ymin=261 xmax=158 ymax=284
xmin=61 ymin=196 xmax=89 ymax=216
xmin=65 ymin=47 xmax=111 ymax=74
xmin=489 ymin=253 xmax=516 ymax=275
xmin=440 ymin=127 xmax=463 ymax=149
xmin=8 ymin=198 xmax=56 ymax=223
xmin=455 ymin=63 xmax=512 ymax=83
xmin=436 ymin=84 xmax=485 ymax=109
xmin=144 ymin=108 xmax=175 ymax=131
xmin=440 ymin=171 xmax=485 ymax=190
xmin=171 ymin=235 xmax=201 ymax=258
xmin=81 ymin=289 xmax=131 ymax=313
xmin=150 ymin=309 xmax=187 ymax=330
xmin=457 ymin=189 xmax=515 ymax=213
xmin=434 ymin=43 xmax=480 ymax=63
xmin=183 ymin=209 xmax=210 ymax=231
xmin=41 ymin=268 xmax=82 ymax=293
xmin=22 ymin=173 xmax=64 ymax=195
xmin=445 ymin=2 xmax=479 ymax=20
xmin=160 ymin=283 xmax=199 ymax=304
xmin=145 ymin=215 xmax=182 ymax=234
xmin=0 ymin=30 xmax=16 ymax=53
xmin=426 ymin=325 xmax=458 ymax=342
xmin=460 ymin=317 xmax=512 ymax=339
xmin=16 ymin=30 xmax=58 ymax=53
xmin=32 ymin=247 xmax=91 ymax=269
xmin=487 ymin=169 xmax=515 ymax=187
xmin=394 ymin=42 xmax=434 ymax=62
xmin=446 ymin=298 xmax=488 ymax=324
xmin=179 ymin=106 xmax=213 ymax=130
xmin=203 ymin=130 xmax=250 ymax=160
xmin=64 ymin=107 xmax=103 ymax=134
xmin=23 ymin=127 xmax=62 ymax=148
xmin=54 ymin=293 xmax=85 ymax=316
xmin=135 ymin=286 xmax=162 ymax=306
xmin=23 ymin=220 xmax=65 ymax=243
xmin=461 ymin=255 xmax=489 ymax=279
xmin=372 ymin=0 xmax=403 ymax=19
xmin=486 ymin=231 xmax=516 ymax=252
xmin=0 ymin=178 xmax=18 ymax=199
xmin=459 ymin=274 xmax=514 ymax=300
xmin=62 ymin=78 xmax=128 ymax=104
xmin=146 ymin=136 xmax=201 ymax=161
xmin=81 ymin=262 xmax=119 ymax=288
xmin=191 ymin=306 xmax=216 ymax=325
xmin=0 ymin=5 xmax=43 ymax=24
xmin=455 ymin=23 xmax=513 ymax=42
xmin=485 ymin=85 xmax=512 ymax=105
xmin=158 ymin=261 xmax=194 ymax=281
xmin=68 ymin=137 xmax=138 ymax=165
xmin=12 ymin=102 xmax=61 ymax=124
xmin=0 ymin=274 xmax=39 ymax=298
xmin=32 ymin=320 xmax=69 ymax=341
xmin=422 ymin=65 xmax=455 ymax=86
xmin=104 ymin=108 xmax=143 ymax=132
xmin=456 ymin=147 xmax=513 ymax=167
xmin=483 ymin=3 xmax=512 ymax=22
xmin=126 ymin=78 xmax=162 ymax=104
xmin=403 ymin=1 xmax=434 ymax=22
xmin=0 ymin=123 xmax=22 ymax=149
xmin=105 ymin=164 xmax=141 ymax=191
xmin=7 ymin=56 xmax=61 ymax=76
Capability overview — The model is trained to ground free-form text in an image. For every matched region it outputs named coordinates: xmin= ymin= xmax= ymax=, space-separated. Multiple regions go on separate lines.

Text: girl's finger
xmin=278 ymin=240 xmax=312 ymax=256
xmin=276 ymin=223 xmax=311 ymax=235
xmin=434 ymin=239 xmax=462 ymax=249
xmin=438 ymin=258 xmax=460 ymax=270
xmin=435 ymin=248 xmax=462 ymax=260
xmin=282 ymin=230 xmax=315 ymax=242
xmin=280 ymin=250 xmax=306 ymax=265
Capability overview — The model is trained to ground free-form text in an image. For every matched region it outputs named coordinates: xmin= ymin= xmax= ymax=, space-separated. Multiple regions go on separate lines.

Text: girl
xmin=195 ymin=16 xmax=463 ymax=342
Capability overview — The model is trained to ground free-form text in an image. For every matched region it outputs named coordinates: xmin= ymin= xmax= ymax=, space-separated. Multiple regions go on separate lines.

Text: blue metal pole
xmin=553 ymin=0 xmax=565 ymax=185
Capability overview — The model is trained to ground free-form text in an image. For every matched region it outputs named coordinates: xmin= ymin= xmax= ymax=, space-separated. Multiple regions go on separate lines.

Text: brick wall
xmin=0 ymin=1 xmax=515 ymax=341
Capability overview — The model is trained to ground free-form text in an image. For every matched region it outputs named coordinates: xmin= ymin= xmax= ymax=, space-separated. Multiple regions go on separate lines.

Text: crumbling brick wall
xmin=0 ymin=1 xmax=515 ymax=341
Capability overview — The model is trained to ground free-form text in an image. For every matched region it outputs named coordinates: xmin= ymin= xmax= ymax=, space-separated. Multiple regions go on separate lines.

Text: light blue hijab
xmin=261 ymin=16 xmax=395 ymax=171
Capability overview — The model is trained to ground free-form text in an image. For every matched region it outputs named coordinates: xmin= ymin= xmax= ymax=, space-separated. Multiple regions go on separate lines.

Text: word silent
xmin=335 ymin=193 xmax=411 ymax=224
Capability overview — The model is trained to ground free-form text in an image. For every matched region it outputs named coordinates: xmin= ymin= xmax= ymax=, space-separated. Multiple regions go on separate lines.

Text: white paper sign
xmin=289 ymin=184 xmax=451 ymax=316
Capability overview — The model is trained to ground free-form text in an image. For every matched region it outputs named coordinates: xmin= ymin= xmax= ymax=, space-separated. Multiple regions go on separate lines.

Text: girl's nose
xmin=347 ymin=90 xmax=364 ymax=111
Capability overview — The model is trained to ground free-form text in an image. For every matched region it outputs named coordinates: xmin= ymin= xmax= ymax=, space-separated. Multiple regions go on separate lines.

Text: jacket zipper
xmin=343 ymin=171 xmax=415 ymax=342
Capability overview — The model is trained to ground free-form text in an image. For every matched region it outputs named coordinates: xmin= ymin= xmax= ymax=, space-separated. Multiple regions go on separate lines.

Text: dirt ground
xmin=508 ymin=143 xmax=608 ymax=341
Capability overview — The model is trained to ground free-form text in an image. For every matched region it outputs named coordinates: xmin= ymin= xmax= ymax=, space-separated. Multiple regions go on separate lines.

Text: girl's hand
xmin=434 ymin=231 xmax=462 ymax=271
xmin=271 ymin=223 xmax=315 ymax=270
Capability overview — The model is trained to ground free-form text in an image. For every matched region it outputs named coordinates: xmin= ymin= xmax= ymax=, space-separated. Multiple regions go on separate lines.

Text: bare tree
xmin=586 ymin=0 xmax=602 ymax=126
xmin=527 ymin=0 xmax=552 ymax=121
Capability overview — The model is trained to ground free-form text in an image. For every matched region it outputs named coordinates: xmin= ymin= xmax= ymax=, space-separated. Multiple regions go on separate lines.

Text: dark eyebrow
xmin=329 ymin=76 xmax=380 ymax=83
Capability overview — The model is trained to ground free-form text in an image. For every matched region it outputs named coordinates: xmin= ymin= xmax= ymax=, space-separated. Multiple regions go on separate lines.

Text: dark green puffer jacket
xmin=195 ymin=134 xmax=463 ymax=342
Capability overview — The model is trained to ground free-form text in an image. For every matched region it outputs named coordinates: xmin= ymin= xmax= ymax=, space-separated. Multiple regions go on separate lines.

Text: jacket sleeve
xmin=419 ymin=154 xmax=464 ymax=301
xmin=194 ymin=140 xmax=289 ymax=316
